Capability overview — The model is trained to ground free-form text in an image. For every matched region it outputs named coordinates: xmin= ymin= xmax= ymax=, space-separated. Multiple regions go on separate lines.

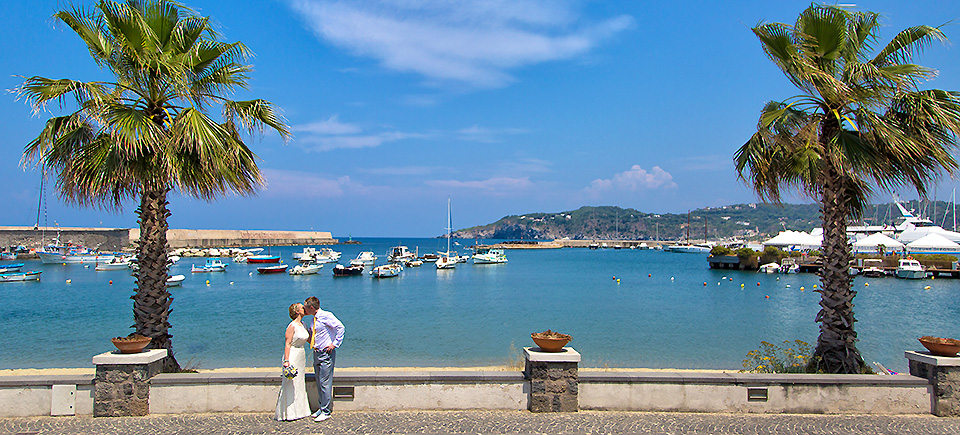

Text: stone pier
xmin=523 ymin=347 xmax=580 ymax=412
xmin=92 ymin=349 xmax=166 ymax=417
xmin=906 ymin=351 xmax=960 ymax=417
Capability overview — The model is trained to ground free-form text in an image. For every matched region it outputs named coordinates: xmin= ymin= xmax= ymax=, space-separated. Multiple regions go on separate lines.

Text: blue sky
xmin=2 ymin=1 xmax=959 ymax=237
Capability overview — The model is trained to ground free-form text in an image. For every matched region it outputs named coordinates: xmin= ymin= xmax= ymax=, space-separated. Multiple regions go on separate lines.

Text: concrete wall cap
xmin=149 ymin=370 xmax=526 ymax=385
xmin=0 ymin=374 xmax=94 ymax=387
xmin=579 ymin=371 xmax=928 ymax=386
xmin=905 ymin=350 xmax=960 ymax=367
xmin=523 ymin=347 xmax=581 ymax=362
xmin=92 ymin=349 xmax=167 ymax=365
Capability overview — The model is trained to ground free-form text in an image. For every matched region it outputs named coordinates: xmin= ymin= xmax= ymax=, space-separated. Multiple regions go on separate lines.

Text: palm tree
xmin=736 ymin=5 xmax=960 ymax=373
xmin=17 ymin=0 xmax=290 ymax=370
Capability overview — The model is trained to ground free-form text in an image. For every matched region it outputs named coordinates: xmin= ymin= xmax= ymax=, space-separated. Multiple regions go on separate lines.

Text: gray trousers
xmin=313 ymin=348 xmax=336 ymax=415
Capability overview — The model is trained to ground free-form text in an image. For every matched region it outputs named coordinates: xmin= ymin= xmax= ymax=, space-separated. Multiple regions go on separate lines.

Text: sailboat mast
xmin=686 ymin=211 xmax=690 ymax=244
xmin=446 ymin=197 xmax=452 ymax=254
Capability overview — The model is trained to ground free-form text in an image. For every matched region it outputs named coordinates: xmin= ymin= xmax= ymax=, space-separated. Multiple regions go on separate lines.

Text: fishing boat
xmin=418 ymin=253 xmax=440 ymax=263
xmin=36 ymin=243 xmax=114 ymax=264
xmin=166 ymin=274 xmax=186 ymax=287
xmin=257 ymin=264 xmax=288 ymax=274
xmin=246 ymin=254 xmax=281 ymax=264
xmin=95 ymin=256 xmax=133 ymax=271
xmin=472 ymin=247 xmax=508 ymax=264
xmin=371 ymin=263 xmax=401 ymax=278
xmin=436 ymin=198 xmax=456 ymax=270
xmin=0 ymin=252 xmax=16 ymax=261
xmin=0 ymin=270 xmax=41 ymax=282
xmin=388 ymin=246 xmax=416 ymax=263
xmin=0 ymin=263 xmax=24 ymax=273
xmin=349 ymin=251 xmax=377 ymax=267
xmin=895 ymin=258 xmax=926 ymax=279
xmin=191 ymin=259 xmax=227 ymax=273
xmin=289 ymin=260 xmax=323 ymax=275
xmin=332 ymin=264 xmax=364 ymax=276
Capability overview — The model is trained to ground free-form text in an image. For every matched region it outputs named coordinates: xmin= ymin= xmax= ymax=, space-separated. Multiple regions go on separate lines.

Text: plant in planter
xmin=919 ymin=336 xmax=960 ymax=357
xmin=531 ymin=330 xmax=572 ymax=352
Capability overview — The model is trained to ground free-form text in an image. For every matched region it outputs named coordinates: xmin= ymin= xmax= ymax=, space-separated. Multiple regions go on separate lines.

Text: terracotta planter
xmin=531 ymin=330 xmax=572 ymax=352
xmin=919 ymin=336 xmax=960 ymax=357
xmin=111 ymin=335 xmax=152 ymax=354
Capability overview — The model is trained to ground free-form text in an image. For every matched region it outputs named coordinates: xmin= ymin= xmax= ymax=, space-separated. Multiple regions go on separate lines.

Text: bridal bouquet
xmin=282 ymin=365 xmax=298 ymax=379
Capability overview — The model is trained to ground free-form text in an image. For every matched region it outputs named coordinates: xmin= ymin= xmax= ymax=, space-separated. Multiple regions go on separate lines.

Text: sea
xmin=1 ymin=237 xmax=956 ymax=374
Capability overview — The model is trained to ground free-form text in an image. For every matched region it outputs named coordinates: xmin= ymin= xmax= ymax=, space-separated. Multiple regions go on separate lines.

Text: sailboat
xmin=436 ymin=198 xmax=457 ymax=270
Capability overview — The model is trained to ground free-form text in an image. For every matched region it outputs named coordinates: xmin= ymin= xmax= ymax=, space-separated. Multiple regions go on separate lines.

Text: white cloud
xmin=290 ymin=115 xmax=429 ymax=151
xmin=584 ymin=165 xmax=677 ymax=196
xmin=262 ymin=169 xmax=353 ymax=198
xmin=289 ymin=0 xmax=633 ymax=88
xmin=425 ymin=176 xmax=532 ymax=194
xmin=457 ymin=125 xmax=528 ymax=143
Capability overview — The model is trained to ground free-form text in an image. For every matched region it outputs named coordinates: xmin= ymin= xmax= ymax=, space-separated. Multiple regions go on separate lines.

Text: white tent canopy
xmin=763 ymin=230 xmax=822 ymax=249
xmin=852 ymin=233 xmax=904 ymax=253
xmin=905 ymin=233 xmax=960 ymax=252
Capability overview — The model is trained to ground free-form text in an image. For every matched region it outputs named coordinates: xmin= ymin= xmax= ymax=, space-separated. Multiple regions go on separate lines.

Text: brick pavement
xmin=2 ymin=411 xmax=959 ymax=435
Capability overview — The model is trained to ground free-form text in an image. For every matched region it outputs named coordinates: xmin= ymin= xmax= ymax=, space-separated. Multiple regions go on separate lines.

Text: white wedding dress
xmin=275 ymin=320 xmax=311 ymax=421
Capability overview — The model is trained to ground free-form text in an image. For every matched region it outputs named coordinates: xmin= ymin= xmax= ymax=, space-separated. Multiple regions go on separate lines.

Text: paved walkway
xmin=2 ymin=411 xmax=959 ymax=435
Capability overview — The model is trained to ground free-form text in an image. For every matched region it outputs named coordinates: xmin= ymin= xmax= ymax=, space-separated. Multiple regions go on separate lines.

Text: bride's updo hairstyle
xmin=289 ymin=303 xmax=302 ymax=320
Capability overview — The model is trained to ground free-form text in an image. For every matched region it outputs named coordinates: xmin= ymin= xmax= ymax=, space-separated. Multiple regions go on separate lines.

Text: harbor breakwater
xmin=0 ymin=226 xmax=336 ymax=251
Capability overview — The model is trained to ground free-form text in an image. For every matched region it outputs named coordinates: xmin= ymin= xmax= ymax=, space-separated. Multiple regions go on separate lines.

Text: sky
xmin=1 ymin=1 xmax=959 ymax=237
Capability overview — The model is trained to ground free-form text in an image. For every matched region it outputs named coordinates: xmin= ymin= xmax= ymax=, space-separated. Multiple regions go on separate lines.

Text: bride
xmin=276 ymin=303 xmax=311 ymax=421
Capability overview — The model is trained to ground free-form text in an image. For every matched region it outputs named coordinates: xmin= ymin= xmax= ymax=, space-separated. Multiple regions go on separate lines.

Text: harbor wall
xmin=0 ymin=226 xmax=337 ymax=251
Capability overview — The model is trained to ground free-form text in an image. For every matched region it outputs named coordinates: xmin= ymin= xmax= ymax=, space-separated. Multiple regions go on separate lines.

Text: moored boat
xmin=246 ymin=254 xmax=281 ymax=264
xmin=419 ymin=253 xmax=440 ymax=263
xmin=663 ymin=243 xmax=712 ymax=254
xmin=861 ymin=259 xmax=886 ymax=277
xmin=289 ymin=260 xmax=323 ymax=275
xmin=371 ymin=263 xmax=401 ymax=278
xmin=332 ymin=264 xmax=364 ymax=276
xmin=895 ymin=258 xmax=926 ymax=279
xmin=37 ymin=244 xmax=114 ymax=264
xmin=166 ymin=274 xmax=186 ymax=287
xmin=0 ymin=252 xmax=16 ymax=261
xmin=0 ymin=270 xmax=41 ymax=282
xmin=191 ymin=259 xmax=228 ymax=273
xmin=0 ymin=263 xmax=24 ymax=273
xmin=388 ymin=245 xmax=416 ymax=263
xmin=257 ymin=264 xmax=288 ymax=274
xmin=350 ymin=251 xmax=377 ymax=267
xmin=95 ymin=256 xmax=133 ymax=271
xmin=758 ymin=262 xmax=780 ymax=273
xmin=472 ymin=247 xmax=508 ymax=264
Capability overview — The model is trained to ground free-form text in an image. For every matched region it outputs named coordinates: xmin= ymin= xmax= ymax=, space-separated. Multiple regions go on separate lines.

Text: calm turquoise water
xmin=1 ymin=237 xmax=956 ymax=373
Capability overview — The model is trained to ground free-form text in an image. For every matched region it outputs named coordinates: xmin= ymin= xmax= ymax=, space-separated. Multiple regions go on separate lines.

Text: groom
xmin=303 ymin=296 xmax=345 ymax=422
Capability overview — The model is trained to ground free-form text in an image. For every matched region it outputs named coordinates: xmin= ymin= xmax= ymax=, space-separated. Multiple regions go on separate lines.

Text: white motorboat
xmin=371 ymin=263 xmax=401 ymax=278
xmin=472 ymin=247 xmax=508 ymax=264
xmin=895 ymin=258 xmax=926 ymax=279
xmin=292 ymin=247 xmax=321 ymax=261
xmin=0 ymin=270 xmax=41 ymax=282
xmin=759 ymin=262 xmax=781 ymax=273
xmin=166 ymin=274 xmax=185 ymax=287
xmin=435 ymin=254 xmax=457 ymax=269
xmin=95 ymin=256 xmax=133 ymax=271
xmin=350 ymin=251 xmax=377 ymax=267
xmin=289 ymin=260 xmax=323 ymax=275
xmin=388 ymin=246 xmax=416 ymax=263
xmin=782 ymin=263 xmax=800 ymax=274
xmin=191 ymin=258 xmax=228 ymax=273
xmin=313 ymin=248 xmax=342 ymax=263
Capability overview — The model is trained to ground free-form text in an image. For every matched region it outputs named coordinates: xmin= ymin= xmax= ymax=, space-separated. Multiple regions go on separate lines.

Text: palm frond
xmin=222 ymin=99 xmax=291 ymax=141
xmin=872 ymin=25 xmax=947 ymax=68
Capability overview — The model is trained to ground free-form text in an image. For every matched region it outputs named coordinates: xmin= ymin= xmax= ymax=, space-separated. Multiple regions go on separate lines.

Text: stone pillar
xmin=906 ymin=351 xmax=960 ymax=417
xmin=524 ymin=347 xmax=580 ymax=412
xmin=92 ymin=349 xmax=167 ymax=417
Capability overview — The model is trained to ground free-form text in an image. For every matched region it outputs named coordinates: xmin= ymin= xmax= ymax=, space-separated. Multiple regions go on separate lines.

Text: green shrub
xmin=735 ymin=247 xmax=757 ymax=259
xmin=741 ymin=340 xmax=817 ymax=373
xmin=760 ymin=246 xmax=787 ymax=265
xmin=808 ymin=250 xmax=822 ymax=256
xmin=710 ymin=246 xmax=733 ymax=256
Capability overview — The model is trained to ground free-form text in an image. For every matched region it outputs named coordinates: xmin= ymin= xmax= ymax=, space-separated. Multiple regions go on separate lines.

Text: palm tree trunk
xmin=810 ymin=162 xmax=864 ymax=373
xmin=133 ymin=187 xmax=179 ymax=371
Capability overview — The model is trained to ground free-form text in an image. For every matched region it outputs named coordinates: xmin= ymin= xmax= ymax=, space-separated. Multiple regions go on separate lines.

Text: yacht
xmin=663 ymin=243 xmax=713 ymax=254
xmin=388 ymin=246 xmax=416 ymax=263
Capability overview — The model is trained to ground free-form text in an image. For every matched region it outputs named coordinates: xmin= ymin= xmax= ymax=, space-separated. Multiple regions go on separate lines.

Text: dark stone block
xmin=546 ymin=379 xmax=566 ymax=394
xmin=529 ymin=394 xmax=553 ymax=413
xmin=531 ymin=380 xmax=545 ymax=394
xmin=558 ymin=394 xmax=579 ymax=412
xmin=567 ymin=379 xmax=579 ymax=395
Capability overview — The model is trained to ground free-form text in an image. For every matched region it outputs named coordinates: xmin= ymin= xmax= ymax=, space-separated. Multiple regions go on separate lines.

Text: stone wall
xmin=0 ymin=227 xmax=131 ymax=251
xmin=93 ymin=359 xmax=164 ymax=417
